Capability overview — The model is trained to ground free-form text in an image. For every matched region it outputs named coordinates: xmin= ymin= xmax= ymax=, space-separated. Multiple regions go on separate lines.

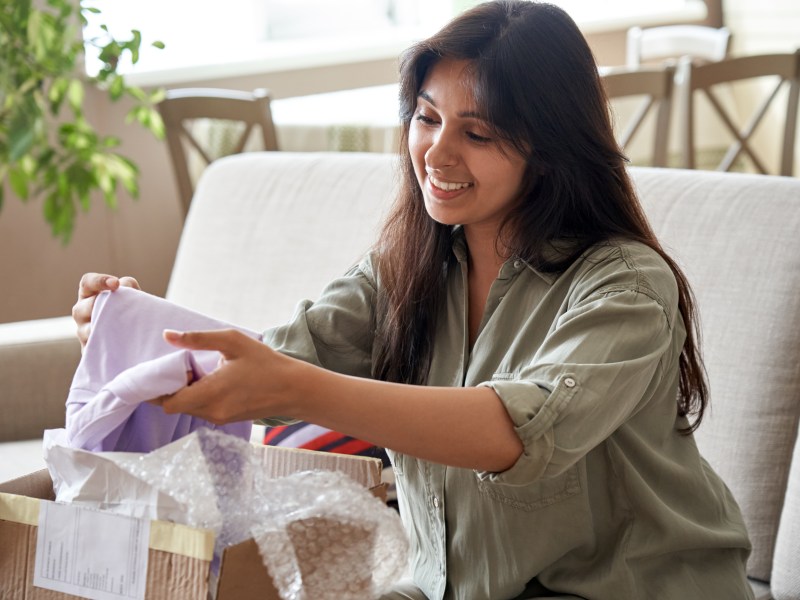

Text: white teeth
xmin=430 ymin=175 xmax=471 ymax=192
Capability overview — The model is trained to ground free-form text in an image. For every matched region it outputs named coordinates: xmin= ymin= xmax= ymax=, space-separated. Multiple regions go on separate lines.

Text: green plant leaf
xmin=109 ymin=75 xmax=124 ymax=100
xmin=126 ymin=86 xmax=147 ymax=102
xmin=67 ymin=79 xmax=84 ymax=113
xmin=97 ymin=40 xmax=121 ymax=67
xmin=9 ymin=167 xmax=30 ymax=200
xmin=9 ymin=113 xmax=38 ymax=161
xmin=27 ymin=10 xmax=42 ymax=53
xmin=48 ymin=77 xmax=69 ymax=113
xmin=102 ymin=136 xmax=121 ymax=148
xmin=129 ymin=30 xmax=142 ymax=64
xmin=149 ymin=88 xmax=166 ymax=104
xmin=144 ymin=109 xmax=165 ymax=139
xmin=2 ymin=0 xmax=165 ymax=242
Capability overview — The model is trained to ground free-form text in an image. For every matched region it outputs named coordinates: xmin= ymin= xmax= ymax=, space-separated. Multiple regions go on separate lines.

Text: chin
xmin=423 ymin=202 xmax=459 ymax=226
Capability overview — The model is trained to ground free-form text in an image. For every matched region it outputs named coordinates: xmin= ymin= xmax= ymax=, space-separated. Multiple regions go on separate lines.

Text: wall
xmin=725 ymin=0 xmax=798 ymax=54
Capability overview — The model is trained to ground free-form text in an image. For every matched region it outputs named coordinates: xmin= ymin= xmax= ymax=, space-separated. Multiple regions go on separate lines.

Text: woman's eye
xmin=415 ymin=113 xmax=437 ymax=125
xmin=466 ymin=131 xmax=492 ymax=143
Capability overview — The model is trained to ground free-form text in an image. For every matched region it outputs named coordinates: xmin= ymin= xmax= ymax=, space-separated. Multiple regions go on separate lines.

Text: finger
xmin=147 ymin=371 xmax=192 ymax=407
xmin=118 ymin=276 xmax=141 ymax=290
xmin=160 ymin=375 xmax=227 ymax=420
xmin=77 ymin=323 xmax=92 ymax=348
xmin=78 ymin=273 xmax=120 ymax=300
xmin=163 ymin=329 xmax=247 ymax=357
xmin=147 ymin=394 xmax=169 ymax=407
xmin=71 ymin=295 xmax=96 ymax=325
xmin=72 ymin=296 xmax=98 ymax=347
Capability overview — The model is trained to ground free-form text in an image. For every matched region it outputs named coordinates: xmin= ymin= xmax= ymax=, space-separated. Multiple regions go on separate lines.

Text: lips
xmin=428 ymin=174 xmax=473 ymax=192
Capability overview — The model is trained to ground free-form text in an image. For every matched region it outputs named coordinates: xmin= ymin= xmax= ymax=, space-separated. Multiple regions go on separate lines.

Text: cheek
xmin=408 ymin=126 xmax=428 ymax=181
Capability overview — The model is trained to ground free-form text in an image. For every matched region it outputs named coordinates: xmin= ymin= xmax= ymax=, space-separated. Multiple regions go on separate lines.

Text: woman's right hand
xmin=73 ymin=273 xmax=141 ymax=349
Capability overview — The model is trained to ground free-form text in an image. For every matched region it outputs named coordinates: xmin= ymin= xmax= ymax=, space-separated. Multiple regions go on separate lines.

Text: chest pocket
xmin=477 ymin=463 xmax=582 ymax=512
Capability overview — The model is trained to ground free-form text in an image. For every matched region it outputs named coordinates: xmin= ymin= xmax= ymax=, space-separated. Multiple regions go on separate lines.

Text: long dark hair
xmin=372 ymin=0 xmax=708 ymax=433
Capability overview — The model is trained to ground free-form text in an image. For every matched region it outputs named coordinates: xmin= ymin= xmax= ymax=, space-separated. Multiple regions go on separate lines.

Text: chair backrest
xmin=157 ymin=88 xmax=279 ymax=219
xmin=680 ymin=50 xmax=800 ymax=175
xmin=626 ymin=25 xmax=732 ymax=67
xmin=601 ymin=64 xmax=676 ymax=167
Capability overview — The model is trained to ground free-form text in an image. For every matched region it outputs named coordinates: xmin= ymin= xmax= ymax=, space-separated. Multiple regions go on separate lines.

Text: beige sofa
xmin=1 ymin=152 xmax=799 ymax=599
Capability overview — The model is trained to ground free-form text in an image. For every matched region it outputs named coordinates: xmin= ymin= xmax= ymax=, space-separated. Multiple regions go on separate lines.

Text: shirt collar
xmin=449 ymin=226 xmax=558 ymax=285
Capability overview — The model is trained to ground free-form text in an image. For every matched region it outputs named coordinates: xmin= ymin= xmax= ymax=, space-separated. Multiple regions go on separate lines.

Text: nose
xmin=424 ymin=127 xmax=458 ymax=171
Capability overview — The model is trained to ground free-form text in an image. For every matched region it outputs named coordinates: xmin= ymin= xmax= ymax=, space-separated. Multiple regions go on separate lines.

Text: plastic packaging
xmin=62 ymin=428 xmax=408 ymax=599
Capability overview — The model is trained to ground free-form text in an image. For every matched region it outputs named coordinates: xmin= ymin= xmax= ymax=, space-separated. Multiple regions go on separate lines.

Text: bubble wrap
xmin=113 ymin=428 xmax=408 ymax=600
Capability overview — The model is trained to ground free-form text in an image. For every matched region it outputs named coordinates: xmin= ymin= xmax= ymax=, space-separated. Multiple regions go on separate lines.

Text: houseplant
xmin=0 ymin=0 xmax=165 ymax=242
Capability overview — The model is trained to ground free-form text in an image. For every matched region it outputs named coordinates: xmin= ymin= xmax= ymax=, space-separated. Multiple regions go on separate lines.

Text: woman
xmin=74 ymin=2 xmax=754 ymax=598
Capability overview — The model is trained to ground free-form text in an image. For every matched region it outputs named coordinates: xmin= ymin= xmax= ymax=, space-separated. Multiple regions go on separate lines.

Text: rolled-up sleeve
xmin=477 ymin=286 xmax=677 ymax=486
xmin=263 ymin=259 xmax=377 ymax=378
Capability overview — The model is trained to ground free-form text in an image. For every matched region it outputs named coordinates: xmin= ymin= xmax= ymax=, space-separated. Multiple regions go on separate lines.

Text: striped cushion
xmin=263 ymin=422 xmax=390 ymax=468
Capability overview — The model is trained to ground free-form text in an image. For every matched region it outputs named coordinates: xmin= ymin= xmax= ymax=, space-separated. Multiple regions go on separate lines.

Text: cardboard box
xmin=0 ymin=444 xmax=386 ymax=600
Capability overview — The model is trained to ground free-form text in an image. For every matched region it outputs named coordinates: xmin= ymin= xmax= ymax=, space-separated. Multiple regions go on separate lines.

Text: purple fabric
xmin=66 ymin=287 xmax=259 ymax=452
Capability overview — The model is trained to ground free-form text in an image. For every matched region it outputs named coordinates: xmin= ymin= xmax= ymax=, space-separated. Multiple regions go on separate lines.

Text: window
xmin=83 ymin=0 xmax=459 ymax=79
xmin=82 ymin=0 xmax=705 ymax=86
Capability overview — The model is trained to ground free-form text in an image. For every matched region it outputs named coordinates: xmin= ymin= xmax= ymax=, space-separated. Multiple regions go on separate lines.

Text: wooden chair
xmin=601 ymin=64 xmax=676 ymax=167
xmin=681 ymin=50 xmax=800 ymax=175
xmin=624 ymin=25 xmax=732 ymax=168
xmin=626 ymin=25 xmax=732 ymax=69
xmin=158 ymin=88 xmax=279 ymax=219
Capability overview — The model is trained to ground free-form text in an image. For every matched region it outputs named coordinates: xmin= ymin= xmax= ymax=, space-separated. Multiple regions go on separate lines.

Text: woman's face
xmin=409 ymin=58 xmax=527 ymax=243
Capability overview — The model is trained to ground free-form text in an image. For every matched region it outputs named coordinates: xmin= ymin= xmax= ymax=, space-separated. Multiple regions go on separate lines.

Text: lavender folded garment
xmin=66 ymin=287 xmax=259 ymax=452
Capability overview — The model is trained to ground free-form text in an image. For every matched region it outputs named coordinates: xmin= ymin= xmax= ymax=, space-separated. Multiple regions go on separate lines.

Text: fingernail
xmin=106 ymin=276 xmax=119 ymax=288
xmin=163 ymin=329 xmax=183 ymax=341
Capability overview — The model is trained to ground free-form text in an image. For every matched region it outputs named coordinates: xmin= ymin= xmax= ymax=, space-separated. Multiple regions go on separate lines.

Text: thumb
xmin=163 ymin=328 xmax=246 ymax=357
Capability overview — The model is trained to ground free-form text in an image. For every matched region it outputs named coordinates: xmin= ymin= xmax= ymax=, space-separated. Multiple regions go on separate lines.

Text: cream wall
xmin=726 ymin=0 xmax=799 ymax=54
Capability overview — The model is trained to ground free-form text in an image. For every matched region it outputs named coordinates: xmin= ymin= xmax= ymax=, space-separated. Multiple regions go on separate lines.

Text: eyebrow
xmin=418 ymin=90 xmax=487 ymax=121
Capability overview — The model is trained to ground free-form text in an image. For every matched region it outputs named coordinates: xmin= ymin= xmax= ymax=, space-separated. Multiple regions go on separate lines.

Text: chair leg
xmin=680 ymin=59 xmax=695 ymax=170
xmin=781 ymin=79 xmax=799 ymax=176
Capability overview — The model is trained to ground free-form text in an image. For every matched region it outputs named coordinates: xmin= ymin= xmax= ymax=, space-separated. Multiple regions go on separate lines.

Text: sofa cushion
xmin=164 ymin=152 xmax=800 ymax=584
xmin=772 ymin=430 xmax=800 ymax=600
xmin=263 ymin=423 xmax=390 ymax=467
xmin=0 ymin=316 xmax=78 ymax=441
xmin=631 ymin=167 xmax=800 ymax=582
xmin=166 ymin=152 xmax=398 ymax=331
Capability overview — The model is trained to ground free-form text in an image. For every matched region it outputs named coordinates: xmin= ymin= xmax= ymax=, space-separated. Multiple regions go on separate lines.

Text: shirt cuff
xmin=475 ymin=374 xmax=580 ymax=486
xmin=105 ymin=350 xmax=194 ymax=404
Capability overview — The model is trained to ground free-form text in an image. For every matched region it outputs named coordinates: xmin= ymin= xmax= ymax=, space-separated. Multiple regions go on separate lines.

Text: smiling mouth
xmin=429 ymin=174 xmax=473 ymax=192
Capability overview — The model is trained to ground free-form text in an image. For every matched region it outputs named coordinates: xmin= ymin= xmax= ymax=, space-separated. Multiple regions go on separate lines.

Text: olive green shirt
xmin=262 ymin=232 xmax=753 ymax=600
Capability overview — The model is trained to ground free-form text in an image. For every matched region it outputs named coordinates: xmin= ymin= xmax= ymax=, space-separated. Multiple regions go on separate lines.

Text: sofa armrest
xmin=0 ymin=316 xmax=80 ymax=442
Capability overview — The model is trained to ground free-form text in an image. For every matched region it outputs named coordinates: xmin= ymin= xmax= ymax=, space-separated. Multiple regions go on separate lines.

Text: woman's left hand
xmin=155 ymin=329 xmax=296 ymax=424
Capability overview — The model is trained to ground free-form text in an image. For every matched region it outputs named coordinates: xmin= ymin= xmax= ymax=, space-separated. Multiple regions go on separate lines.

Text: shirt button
xmin=513 ymin=259 xmax=522 ymax=269
xmin=433 ymin=496 xmax=440 ymax=509
xmin=564 ymin=377 xmax=576 ymax=388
